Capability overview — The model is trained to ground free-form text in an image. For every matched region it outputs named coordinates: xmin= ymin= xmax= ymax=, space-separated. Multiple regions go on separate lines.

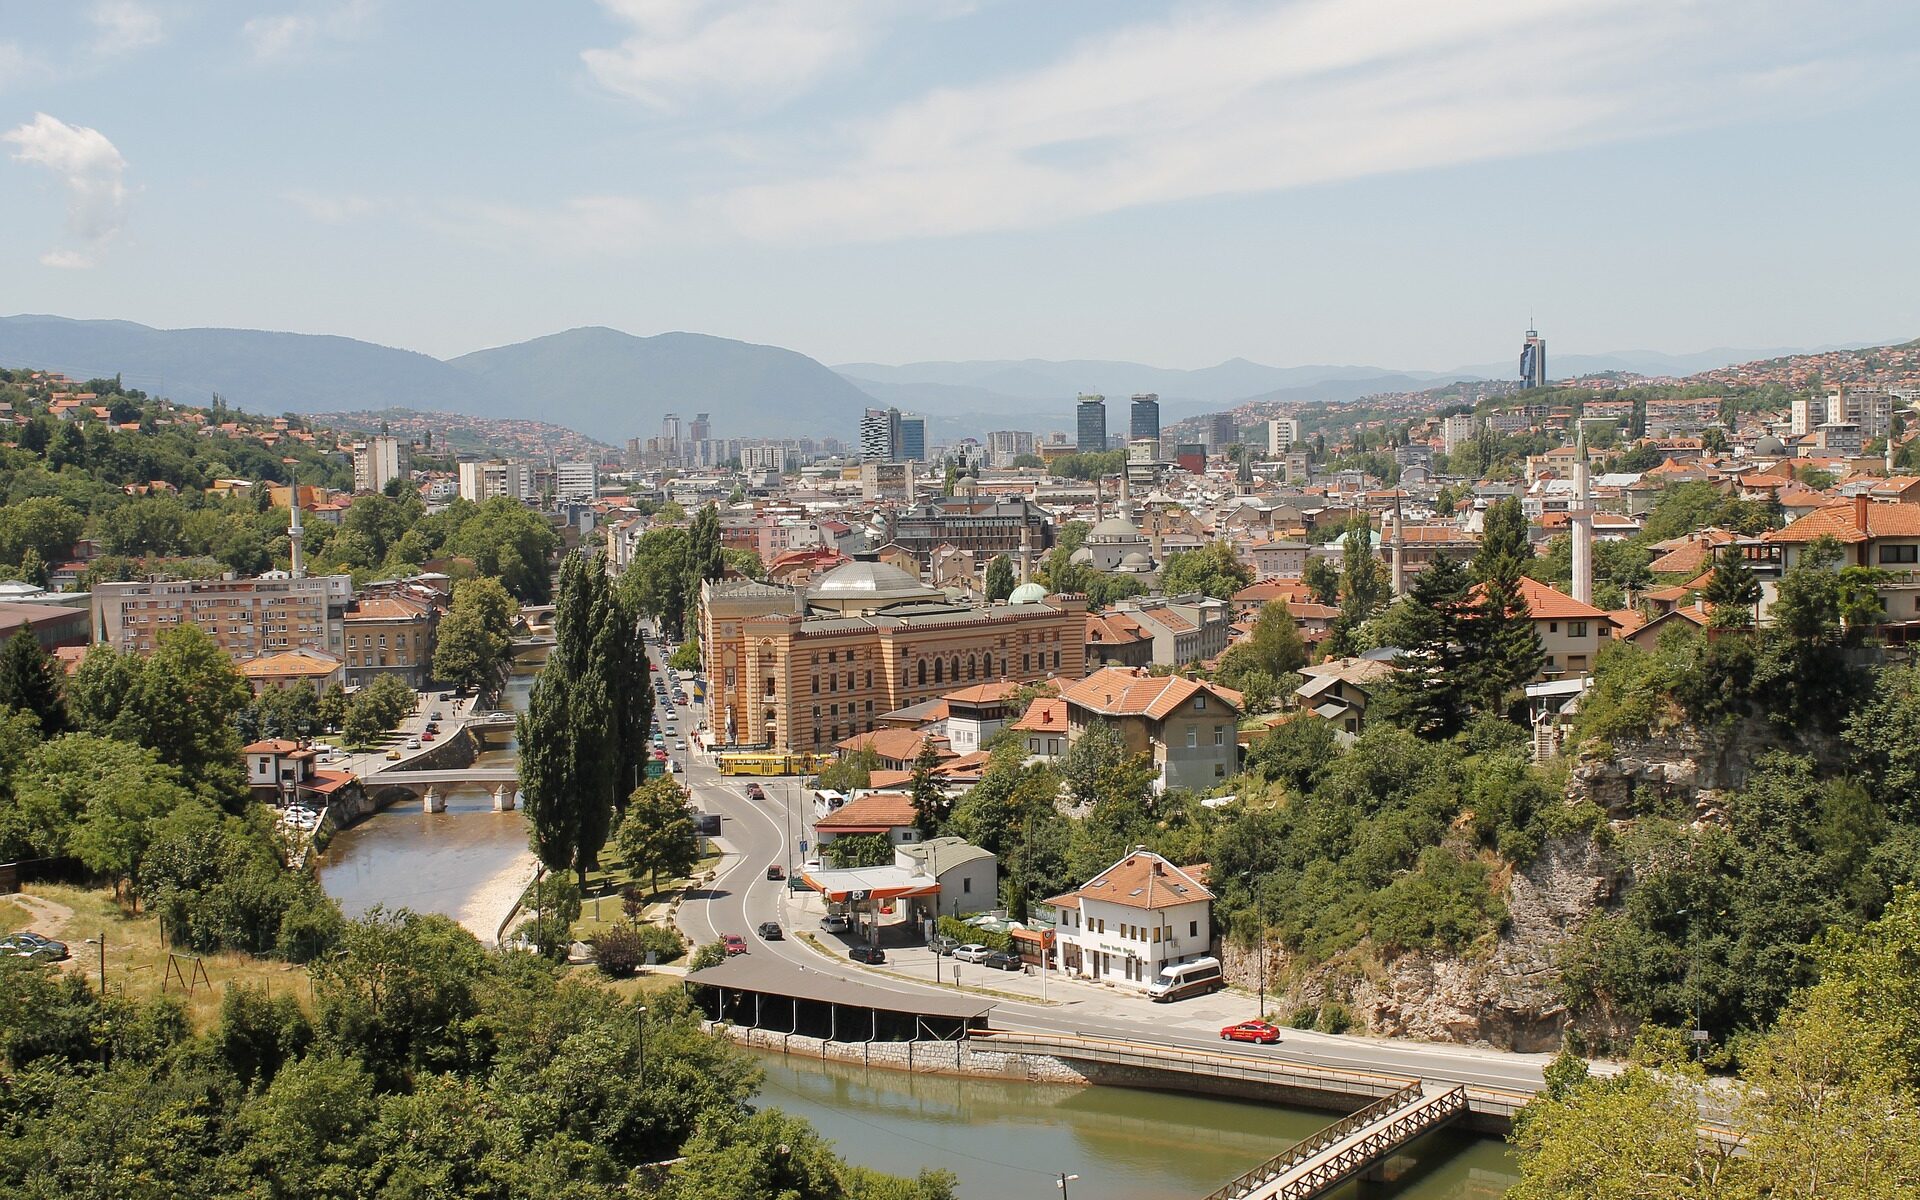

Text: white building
xmin=555 ymin=460 xmax=599 ymax=501
xmin=1441 ymin=414 xmax=1480 ymax=454
xmin=457 ymin=460 xmax=529 ymax=502
xmin=1266 ymin=417 xmax=1301 ymax=456
xmin=1044 ymin=849 xmax=1214 ymax=990
xmin=352 ymin=436 xmax=410 ymax=495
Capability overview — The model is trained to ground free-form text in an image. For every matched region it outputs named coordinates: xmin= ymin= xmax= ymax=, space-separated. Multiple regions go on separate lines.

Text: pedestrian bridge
xmin=1204 ymin=1080 xmax=1469 ymax=1200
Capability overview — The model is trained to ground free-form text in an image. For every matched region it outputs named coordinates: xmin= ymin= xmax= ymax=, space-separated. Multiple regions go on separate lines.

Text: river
xmin=748 ymin=1049 xmax=1517 ymax=1199
xmin=316 ymin=672 xmax=537 ymax=936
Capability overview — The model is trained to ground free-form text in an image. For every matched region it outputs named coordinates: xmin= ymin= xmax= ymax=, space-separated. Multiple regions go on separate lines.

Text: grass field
xmin=20 ymin=884 xmax=310 ymax=1027
xmin=0 ymin=896 xmax=31 ymax=934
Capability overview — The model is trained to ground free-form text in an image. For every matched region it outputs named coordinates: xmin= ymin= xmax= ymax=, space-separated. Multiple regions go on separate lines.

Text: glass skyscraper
xmin=1076 ymin=394 xmax=1108 ymax=453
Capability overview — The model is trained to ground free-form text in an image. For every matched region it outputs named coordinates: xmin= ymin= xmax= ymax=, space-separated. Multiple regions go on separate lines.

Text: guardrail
xmin=1203 ymin=1081 xmax=1428 ymax=1200
xmin=970 ymin=1029 xmax=1417 ymax=1101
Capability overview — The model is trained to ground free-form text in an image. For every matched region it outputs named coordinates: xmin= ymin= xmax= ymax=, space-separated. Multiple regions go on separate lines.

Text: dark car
xmin=982 ymin=950 xmax=1023 ymax=971
xmin=0 ymin=932 xmax=69 ymax=962
xmin=745 ymin=783 xmax=765 ymax=801
xmin=757 ymin=921 xmax=783 ymax=941
xmin=848 ymin=944 xmax=886 ymax=964
xmin=766 ymin=864 xmax=785 ymax=880
xmin=929 ymin=934 xmax=960 ymax=956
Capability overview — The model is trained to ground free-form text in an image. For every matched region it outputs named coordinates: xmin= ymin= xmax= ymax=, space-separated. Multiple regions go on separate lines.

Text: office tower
xmin=1520 ymin=327 xmax=1548 ymax=389
xmin=663 ymin=413 xmax=683 ymax=450
xmin=898 ymin=415 xmax=926 ymax=463
xmin=555 ymin=460 xmax=599 ymax=501
xmin=351 ymin=435 xmax=409 ymax=494
xmin=689 ymin=412 xmax=711 ymax=443
xmin=1076 ymin=394 xmax=1108 ymax=453
xmin=625 ymin=437 xmax=643 ymax=471
xmin=859 ymin=408 xmax=898 ymax=462
xmin=1266 ymin=417 xmax=1301 ymax=455
xmin=1206 ymin=412 xmax=1236 ymax=448
xmin=1129 ymin=393 xmax=1161 ymax=442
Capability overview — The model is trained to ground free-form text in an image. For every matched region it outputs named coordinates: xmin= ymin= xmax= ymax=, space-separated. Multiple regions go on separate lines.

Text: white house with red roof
xmin=1503 ymin=576 xmax=1612 ymax=681
xmin=1043 ymin=848 xmax=1214 ymax=989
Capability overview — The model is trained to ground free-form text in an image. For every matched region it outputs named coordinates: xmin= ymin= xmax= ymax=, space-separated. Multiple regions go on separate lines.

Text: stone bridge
xmin=359 ymin=766 xmax=520 ymax=813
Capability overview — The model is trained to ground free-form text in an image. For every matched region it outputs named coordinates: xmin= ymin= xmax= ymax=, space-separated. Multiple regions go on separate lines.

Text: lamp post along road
xmin=1057 ymin=1172 xmax=1079 ymax=1198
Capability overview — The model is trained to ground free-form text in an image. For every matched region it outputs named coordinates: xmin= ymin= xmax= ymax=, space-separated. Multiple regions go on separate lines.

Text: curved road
xmin=666 ymin=672 xmax=1550 ymax=1097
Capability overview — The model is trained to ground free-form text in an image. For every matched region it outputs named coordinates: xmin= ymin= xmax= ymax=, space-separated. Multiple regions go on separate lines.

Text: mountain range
xmin=0 ymin=313 xmax=1884 ymax=447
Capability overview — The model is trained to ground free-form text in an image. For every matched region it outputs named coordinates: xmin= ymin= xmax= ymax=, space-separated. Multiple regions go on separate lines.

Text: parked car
xmin=0 ymin=932 xmax=69 ymax=962
xmin=722 ymin=934 xmax=748 ymax=956
xmin=1219 ymin=1019 xmax=1282 ymax=1045
xmin=982 ymin=950 xmax=1023 ymax=971
xmin=929 ymin=935 xmax=960 ymax=956
xmin=821 ymin=913 xmax=852 ymax=933
xmin=951 ymin=943 xmax=993 ymax=963
xmin=766 ymin=864 xmax=785 ymax=880
xmin=848 ymin=944 xmax=886 ymax=964
xmin=757 ymin=921 xmax=784 ymax=941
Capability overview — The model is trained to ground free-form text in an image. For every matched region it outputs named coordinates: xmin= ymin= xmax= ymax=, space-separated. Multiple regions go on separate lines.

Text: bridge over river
xmin=358 ymin=766 xmax=520 ymax=813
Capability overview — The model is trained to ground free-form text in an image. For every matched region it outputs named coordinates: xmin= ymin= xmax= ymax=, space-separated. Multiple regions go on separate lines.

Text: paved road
xmin=668 ymin=679 xmax=1552 ymax=1097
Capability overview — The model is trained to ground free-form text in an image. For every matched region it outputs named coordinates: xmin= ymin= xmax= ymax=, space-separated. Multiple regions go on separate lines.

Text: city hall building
xmin=699 ymin=560 xmax=1087 ymax=754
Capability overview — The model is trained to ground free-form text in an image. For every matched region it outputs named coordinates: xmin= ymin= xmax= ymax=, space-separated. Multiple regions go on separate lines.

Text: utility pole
xmin=1057 ymin=1172 xmax=1079 ymax=1198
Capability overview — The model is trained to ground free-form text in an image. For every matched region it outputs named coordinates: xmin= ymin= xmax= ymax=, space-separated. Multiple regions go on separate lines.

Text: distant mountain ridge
xmin=2 ymin=314 xmax=1903 ymax=446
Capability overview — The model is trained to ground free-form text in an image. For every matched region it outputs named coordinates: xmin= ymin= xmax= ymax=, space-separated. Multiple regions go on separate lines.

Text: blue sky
xmin=3 ymin=1 xmax=1916 ymax=370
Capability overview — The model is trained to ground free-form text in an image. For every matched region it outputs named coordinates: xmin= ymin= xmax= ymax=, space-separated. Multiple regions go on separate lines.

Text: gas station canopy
xmin=799 ymin=864 xmax=941 ymax=904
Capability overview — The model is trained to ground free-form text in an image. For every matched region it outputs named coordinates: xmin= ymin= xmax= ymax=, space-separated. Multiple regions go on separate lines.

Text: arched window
xmin=934 ymin=658 xmax=943 ymax=684
xmin=967 ymin=655 xmax=977 ymax=681
xmin=918 ymin=660 xmax=927 ymax=685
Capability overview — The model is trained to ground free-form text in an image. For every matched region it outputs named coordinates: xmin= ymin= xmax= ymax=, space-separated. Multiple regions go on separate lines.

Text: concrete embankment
xmin=707 ymin=1023 xmax=1524 ymax=1134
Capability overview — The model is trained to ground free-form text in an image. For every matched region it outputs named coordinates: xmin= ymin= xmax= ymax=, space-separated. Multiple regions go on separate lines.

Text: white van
xmin=1148 ymin=956 xmax=1224 ymax=1002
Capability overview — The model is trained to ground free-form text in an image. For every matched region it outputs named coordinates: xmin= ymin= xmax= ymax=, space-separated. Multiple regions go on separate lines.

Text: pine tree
xmin=0 ymin=626 xmax=67 ymax=734
xmin=1475 ymin=570 xmax=1544 ymax=714
xmin=1702 ymin=547 xmax=1762 ymax=627
xmin=1375 ymin=557 xmax=1479 ymax=739
xmin=984 ymin=555 xmax=1016 ymax=601
xmin=1476 ymin=496 xmax=1531 ymax=583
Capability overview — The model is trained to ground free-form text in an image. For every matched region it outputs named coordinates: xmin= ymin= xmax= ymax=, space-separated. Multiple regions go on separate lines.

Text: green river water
xmin=747 ymin=1048 xmax=1517 ymax=1199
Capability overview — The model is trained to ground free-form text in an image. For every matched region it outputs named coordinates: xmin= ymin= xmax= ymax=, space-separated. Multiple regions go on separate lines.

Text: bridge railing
xmin=1202 ymin=1080 xmax=1428 ymax=1200
xmin=1257 ymin=1086 xmax=1469 ymax=1200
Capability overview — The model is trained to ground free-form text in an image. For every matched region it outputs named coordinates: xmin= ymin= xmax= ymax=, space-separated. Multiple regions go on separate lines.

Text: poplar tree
xmin=520 ymin=553 xmax=621 ymax=887
xmin=1471 ymin=496 xmax=1544 ymax=712
xmin=908 ymin=738 xmax=948 ymax=838
xmin=984 ymin=555 xmax=1016 ymax=601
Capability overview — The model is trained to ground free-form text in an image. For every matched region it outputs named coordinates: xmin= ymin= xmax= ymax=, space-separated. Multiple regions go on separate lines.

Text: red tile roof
xmin=1012 ymin=697 xmax=1068 ymax=734
xmin=1058 ymin=667 xmax=1243 ymax=720
xmin=815 ymin=791 xmax=918 ymax=831
xmin=1768 ymin=497 xmax=1920 ymax=544
xmin=1044 ymin=850 xmax=1214 ymax=912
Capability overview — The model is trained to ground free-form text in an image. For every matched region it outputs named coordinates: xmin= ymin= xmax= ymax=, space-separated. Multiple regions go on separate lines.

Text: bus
xmin=715 ymin=751 xmax=835 ymax=777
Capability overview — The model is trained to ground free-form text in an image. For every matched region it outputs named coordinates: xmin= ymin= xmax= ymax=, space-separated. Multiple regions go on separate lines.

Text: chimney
xmin=1855 ymin=492 xmax=1871 ymax=533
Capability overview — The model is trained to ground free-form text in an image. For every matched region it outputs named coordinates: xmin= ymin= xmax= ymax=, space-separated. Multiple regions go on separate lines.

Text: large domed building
xmin=803 ymin=560 xmax=943 ymax=616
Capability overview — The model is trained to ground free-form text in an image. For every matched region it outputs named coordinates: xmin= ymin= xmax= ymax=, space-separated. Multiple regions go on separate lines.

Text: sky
xmin=2 ymin=0 xmax=1917 ymax=371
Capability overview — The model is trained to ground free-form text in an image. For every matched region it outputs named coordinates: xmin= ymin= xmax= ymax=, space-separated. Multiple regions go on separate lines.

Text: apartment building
xmin=351 ymin=436 xmax=410 ymax=495
xmin=456 ymin=460 xmax=530 ymax=502
xmin=341 ymin=593 xmax=440 ymax=688
xmin=1057 ymin=667 xmax=1243 ymax=790
xmin=91 ymin=574 xmax=352 ymax=660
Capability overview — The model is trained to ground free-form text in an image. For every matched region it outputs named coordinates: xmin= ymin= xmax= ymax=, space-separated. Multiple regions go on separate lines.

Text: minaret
xmin=1389 ymin=497 xmax=1406 ymax=598
xmin=1571 ymin=425 xmax=1594 ymax=605
xmin=1118 ymin=467 xmax=1132 ymax=519
xmin=1093 ymin=476 xmax=1103 ymax=523
xmin=286 ymin=471 xmax=306 ymax=579
xmin=1019 ymin=522 xmax=1034 ymax=584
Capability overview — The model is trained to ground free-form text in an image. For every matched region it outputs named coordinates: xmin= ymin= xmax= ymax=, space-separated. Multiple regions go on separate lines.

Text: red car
xmin=1220 ymin=1019 xmax=1282 ymax=1045
xmin=722 ymin=934 xmax=748 ymax=956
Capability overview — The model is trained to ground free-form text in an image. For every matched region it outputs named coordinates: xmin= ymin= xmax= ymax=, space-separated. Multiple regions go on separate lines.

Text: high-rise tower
xmin=1129 ymin=394 xmax=1160 ymax=443
xmin=1076 ymin=394 xmax=1108 ymax=453
xmin=1520 ymin=327 xmax=1548 ymax=389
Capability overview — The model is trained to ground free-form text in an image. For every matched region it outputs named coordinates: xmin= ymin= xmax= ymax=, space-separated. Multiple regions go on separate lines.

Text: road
xmin=667 ymin=670 xmax=1553 ymax=1098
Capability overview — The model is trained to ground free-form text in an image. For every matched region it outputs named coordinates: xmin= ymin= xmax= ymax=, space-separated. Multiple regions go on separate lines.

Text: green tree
xmin=1160 ymin=540 xmax=1254 ymax=600
xmin=689 ymin=504 xmax=724 ymax=587
xmin=128 ymin=623 xmax=251 ymax=807
xmin=621 ymin=526 xmax=693 ymax=639
xmin=1475 ymin=496 xmax=1531 ymax=583
xmin=433 ymin=577 xmax=516 ymax=695
xmin=1234 ymin=600 xmax=1309 ymax=678
xmin=316 ymin=682 xmax=348 ymax=732
xmin=519 ymin=554 xmax=617 ymax=887
xmin=1701 ymin=546 xmax=1762 ymax=626
xmin=907 ymin=737 xmax=948 ymax=838
xmin=1375 ymin=556 xmax=1480 ymax=739
xmin=615 ymin=777 xmax=699 ymax=898
xmin=984 ymin=554 xmax=1016 ymax=601
xmin=1303 ymin=555 xmax=1341 ymax=605
xmin=0 ymin=627 xmax=67 ymax=735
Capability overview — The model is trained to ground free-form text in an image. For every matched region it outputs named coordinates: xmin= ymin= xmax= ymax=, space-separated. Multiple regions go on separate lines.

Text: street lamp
xmin=82 ymin=930 xmax=105 ymax=993
xmin=1056 ymin=1172 xmax=1079 ymax=1198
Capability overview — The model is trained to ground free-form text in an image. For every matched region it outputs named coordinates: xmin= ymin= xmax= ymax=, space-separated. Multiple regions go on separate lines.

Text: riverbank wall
xmin=708 ymin=1022 xmax=1522 ymax=1134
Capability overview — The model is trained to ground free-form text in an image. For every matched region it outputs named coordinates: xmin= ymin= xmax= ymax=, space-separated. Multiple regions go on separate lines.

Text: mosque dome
xmin=804 ymin=561 xmax=940 ymax=610
xmin=1754 ymin=434 xmax=1787 ymax=457
xmin=1087 ymin=515 xmax=1146 ymax=541
xmin=1119 ymin=551 xmax=1154 ymax=571
xmin=1008 ymin=582 xmax=1048 ymax=604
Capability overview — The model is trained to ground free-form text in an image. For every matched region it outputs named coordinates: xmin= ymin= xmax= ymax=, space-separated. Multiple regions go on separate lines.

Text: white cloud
xmin=4 ymin=113 xmax=131 ymax=268
xmin=710 ymin=0 xmax=1893 ymax=243
xmin=582 ymin=0 xmax=897 ymax=111
xmin=90 ymin=1 xmax=166 ymax=56
xmin=243 ymin=0 xmax=377 ymax=63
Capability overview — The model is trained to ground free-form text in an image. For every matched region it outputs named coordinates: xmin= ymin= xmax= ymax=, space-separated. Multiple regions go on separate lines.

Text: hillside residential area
xmin=5 ymin=5 xmax=1918 ymax=1196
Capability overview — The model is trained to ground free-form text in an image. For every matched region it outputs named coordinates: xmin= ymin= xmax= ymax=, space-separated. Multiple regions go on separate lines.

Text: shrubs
xmin=633 ymin=923 xmax=685 ymax=963
xmin=592 ymin=927 xmax=644 ymax=977
xmin=936 ymin=915 xmax=1011 ymax=953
